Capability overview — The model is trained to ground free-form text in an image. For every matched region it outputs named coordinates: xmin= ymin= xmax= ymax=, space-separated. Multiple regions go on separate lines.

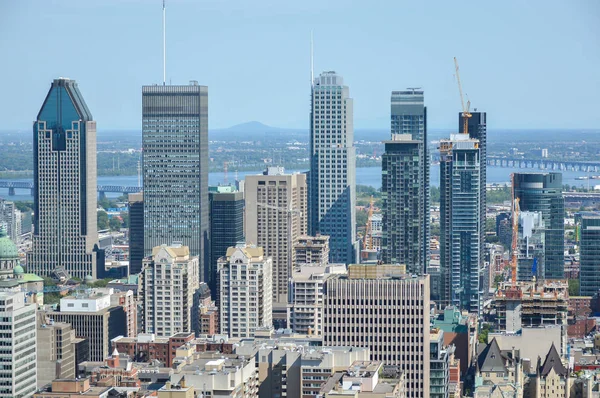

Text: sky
xmin=0 ymin=0 xmax=599 ymax=131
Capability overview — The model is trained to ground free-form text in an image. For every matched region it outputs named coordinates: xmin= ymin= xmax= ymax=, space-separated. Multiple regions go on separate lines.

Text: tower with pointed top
xmin=27 ymin=78 xmax=100 ymax=279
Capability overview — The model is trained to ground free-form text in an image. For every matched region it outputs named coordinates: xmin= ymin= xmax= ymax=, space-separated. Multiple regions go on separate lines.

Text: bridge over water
xmin=487 ymin=156 xmax=600 ymax=172
xmin=0 ymin=181 xmax=141 ymax=198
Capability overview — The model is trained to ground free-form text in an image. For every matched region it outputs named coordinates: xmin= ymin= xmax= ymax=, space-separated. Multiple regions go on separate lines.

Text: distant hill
xmin=210 ymin=121 xmax=306 ymax=141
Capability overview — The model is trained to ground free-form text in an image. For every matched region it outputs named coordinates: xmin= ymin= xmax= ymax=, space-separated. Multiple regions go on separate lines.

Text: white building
xmin=0 ymin=290 xmax=37 ymax=397
xmin=289 ymin=264 xmax=346 ymax=335
xmin=218 ymin=244 xmax=273 ymax=338
xmin=142 ymin=244 xmax=200 ymax=337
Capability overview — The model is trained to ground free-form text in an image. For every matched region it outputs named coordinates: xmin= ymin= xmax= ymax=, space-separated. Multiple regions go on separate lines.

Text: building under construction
xmin=492 ymin=280 xmax=568 ymax=332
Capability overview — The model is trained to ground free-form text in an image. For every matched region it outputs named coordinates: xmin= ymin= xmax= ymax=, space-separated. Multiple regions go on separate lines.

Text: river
xmin=0 ymin=165 xmax=594 ymax=201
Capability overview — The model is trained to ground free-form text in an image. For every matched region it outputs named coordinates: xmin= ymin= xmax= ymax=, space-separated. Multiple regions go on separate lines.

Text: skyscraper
xmin=381 ymin=89 xmax=429 ymax=273
xmin=28 ymin=78 xmax=100 ymax=279
xmin=308 ymin=71 xmax=356 ymax=264
xmin=512 ymin=173 xmax=564 ymax=279
xmin=579 ymin=214 xmax=600 ymax=296
xmin=460 ymin=112 xmax=487 ymax=279
xmin=323 ymin=266 xmax=431 ymax=398
xmin=440 ymin=135 xmax=482 ymax=313
xmin=128 ymin=192 xmax=144 ymax=275
xmin=142 ymin=82 xmax=209 ymax=282
xmin=245 ymin=167 xmax=307 ymax=326
xmin=209 ymin=186 xmax=244 ymax=295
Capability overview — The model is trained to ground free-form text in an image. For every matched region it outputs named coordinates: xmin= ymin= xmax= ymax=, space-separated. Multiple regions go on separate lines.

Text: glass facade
xmin=142 ymin=83 xmax=209 ymax=282
xmin=513 ymin=173 xmax=564 ymax=279
xmin=28 ymin=78 xmax=99 ymax=279
xmin=383 ymin=90 xmax=429 ymax=274
xmin=128 ymin=192 xmax=144 ymax=275
xmin=209 ymin=189 xmax=244 ymax=296
xmin=308 ymin=72 xmax=356 ymax=264
xmin=440 ymin=136 xmax=481 ymax=313
xmin=579 ymin=215 xmax=600 ymax=296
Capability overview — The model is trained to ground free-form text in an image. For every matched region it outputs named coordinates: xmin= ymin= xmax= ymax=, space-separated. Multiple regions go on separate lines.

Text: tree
xmin=97 ymin=211 xmax=109 ymax=230
xmin=109 ymin=217 xmax=122 ymax=231
xmin=485 ymin=217 xmax=496 ymax=233
xmin=568 ymin=279 xmax=580 ymax=296
xmin=493 ymin=274 xmax=504 ymax=288
xmin=120 ymin=212 xmax=130 ymax=228
xmin=430 ymin=186 xmax=440 ymax=204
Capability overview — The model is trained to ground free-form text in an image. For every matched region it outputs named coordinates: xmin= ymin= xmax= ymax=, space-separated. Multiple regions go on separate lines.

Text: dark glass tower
xmin=209 ymin=186 xmax=244 ymax=295
xmin=142 ymin=82 xmax=209 ymax=282
xmin=128 ymin=192 xmax=144 ymax=275
xmin=381 ymin=89 xmax=429 ymax=274
xmin=513 ymin=173 xmax=564 ymax=279
xmin=579 ymin=214 xmax=600 ymax=296
xmin=28 ymin=78 xmax=100 ymax=279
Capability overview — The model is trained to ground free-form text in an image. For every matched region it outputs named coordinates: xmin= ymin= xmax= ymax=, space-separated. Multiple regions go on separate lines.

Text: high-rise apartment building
xmin=245 ymin=167 xmax=307 ymax=313
xmin=513 ymin=173 xmax=564 ymax=279
xmin=308 ymin=71 xmax=357 ymax=264
xmin=323 ymin=266 xmax=430 ymax=398
xmin=128 ymin=192 xmax=144 ymax=275
xmin=460 ymin=112 xmax=487 ymax=273
xmin=579 ymin=214 xmax=600 ymax=296
xmin=209 ymin=186 xmax=244 ymax=294
xmin=293 ymin=235 xmax=329 ymax=267
xmin=142 ymin=82 xmax=209 ymax=282
xmin=37 ymin=313 xmax=76 ymax=388
xmin=28 ymin=78 xmax=100 ymax=279
xmin=289 ymin=263 xmax=345 ymax=335
xmin=218 ymin=244 xmax=273 ymax=338
xmin=382 ymin=89 xmax=429 ymax=274
xmin=440 ymin=135 xmax=482 ymax=313
xmin=0 ymin=290 xmax=37 ymax=397
xmin=142 ymin=244 xmax=200 ymax=337
xmin=517 ymin=211 xmax=545 ymax=281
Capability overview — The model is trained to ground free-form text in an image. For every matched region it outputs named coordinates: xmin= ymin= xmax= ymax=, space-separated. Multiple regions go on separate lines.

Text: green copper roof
xmin=0 ymin=226 xmax=18 ymax=260
xmin=14 ymin=265 xmax=24 ymax=275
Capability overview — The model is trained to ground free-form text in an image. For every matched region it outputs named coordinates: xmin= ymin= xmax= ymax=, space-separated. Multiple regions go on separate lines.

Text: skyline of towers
xmin=308 ymin=71 xmax=357 ymax=265
xmin=381 ymin=89 xmax=429 ymax=274
xmin=440 ymin=134 xmax=482 ymax=313
xmin=142 ymin=82 xmax=209 ymax=282
xmin=512 ymin=172 xmax=565 ymax=280
xmin=28 ymin=78 xmax=101 ymax=279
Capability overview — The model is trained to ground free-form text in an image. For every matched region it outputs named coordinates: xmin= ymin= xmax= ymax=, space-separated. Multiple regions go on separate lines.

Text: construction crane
xmin=454 ymin=57 xmax=472 ymax=136
xmin=224 ymin=161 xmax=229 ymax=185
xmin=510 ymin=174 xmax=520 ymax=285
xmin=362 ymin=196 xmax=375 ymax=251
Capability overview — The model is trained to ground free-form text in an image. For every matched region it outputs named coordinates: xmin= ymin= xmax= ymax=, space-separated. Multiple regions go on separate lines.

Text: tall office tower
xmin=245 ymin=167 xmax=307 ymax=324
xmin=128 ymin=192 xmax=144 ymax=275
xmin=579 ymin=214 xmax=600 ymax=296
xmin=209 ymin=186 xmax=244 ymax=295
xmin=440 ymin=135 xmax=482 ymax=313
xmin=218 ymin=244 xmax=273 ymax=338
xmin=323 ymin=266 xmax=431 ymax=398
xmin=28 ymin=78 xmax=100 ymax=279
xmin=460 ymin=112 xmax=487 ymax=274
xmin=293 ymin=235 xmax=330 ymax=267
xmin=142 ymin=244 xmax=200 ymax=337
xmin=0 ymin=290 xmax=37 ymax=397
xmin=513 ymin=173 xmax=564 ymax=280
xmin=0 ymin=199 xmax=19 ymax=242
xmin=37 ymin=313 xmax=76 ymax=388
xmin=382 ymin=89 xmax=429 ymax=274
xmin=308 ymin=71 xmax=357 ymax=264
xmin=142 ymin=82 xmax=209 ymax=282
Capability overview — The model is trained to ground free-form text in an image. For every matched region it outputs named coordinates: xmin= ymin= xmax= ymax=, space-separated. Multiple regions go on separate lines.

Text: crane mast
xmin=454 ymin=57 xmax=472 ymax=135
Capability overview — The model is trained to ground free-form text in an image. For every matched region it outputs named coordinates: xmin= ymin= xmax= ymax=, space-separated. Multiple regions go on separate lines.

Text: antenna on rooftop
xmin=162 ymin=0 xmax=166 ymax=85
xmin=310 ymin=30 xmax=314 ymax=87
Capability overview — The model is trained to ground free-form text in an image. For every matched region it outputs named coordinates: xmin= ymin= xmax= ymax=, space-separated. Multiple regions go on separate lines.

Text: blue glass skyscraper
xmin=28 ymin=78 xmax=101 ymax=279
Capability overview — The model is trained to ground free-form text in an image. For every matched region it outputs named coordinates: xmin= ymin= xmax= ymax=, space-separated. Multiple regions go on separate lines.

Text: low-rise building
xmin=474 ymin=338 xmax=523 ymax=398
xmin=112 ymin=332 xmax=194 ymax=367
xmin=37 ymin=313 xmax=76 ymax=388
xmin=318 ymin=361 xmax=406 ymax=398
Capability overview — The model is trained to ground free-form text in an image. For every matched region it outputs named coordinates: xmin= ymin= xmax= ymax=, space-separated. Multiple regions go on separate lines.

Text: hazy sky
xmin=0 ymin=0 xmax=598 ymax=131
